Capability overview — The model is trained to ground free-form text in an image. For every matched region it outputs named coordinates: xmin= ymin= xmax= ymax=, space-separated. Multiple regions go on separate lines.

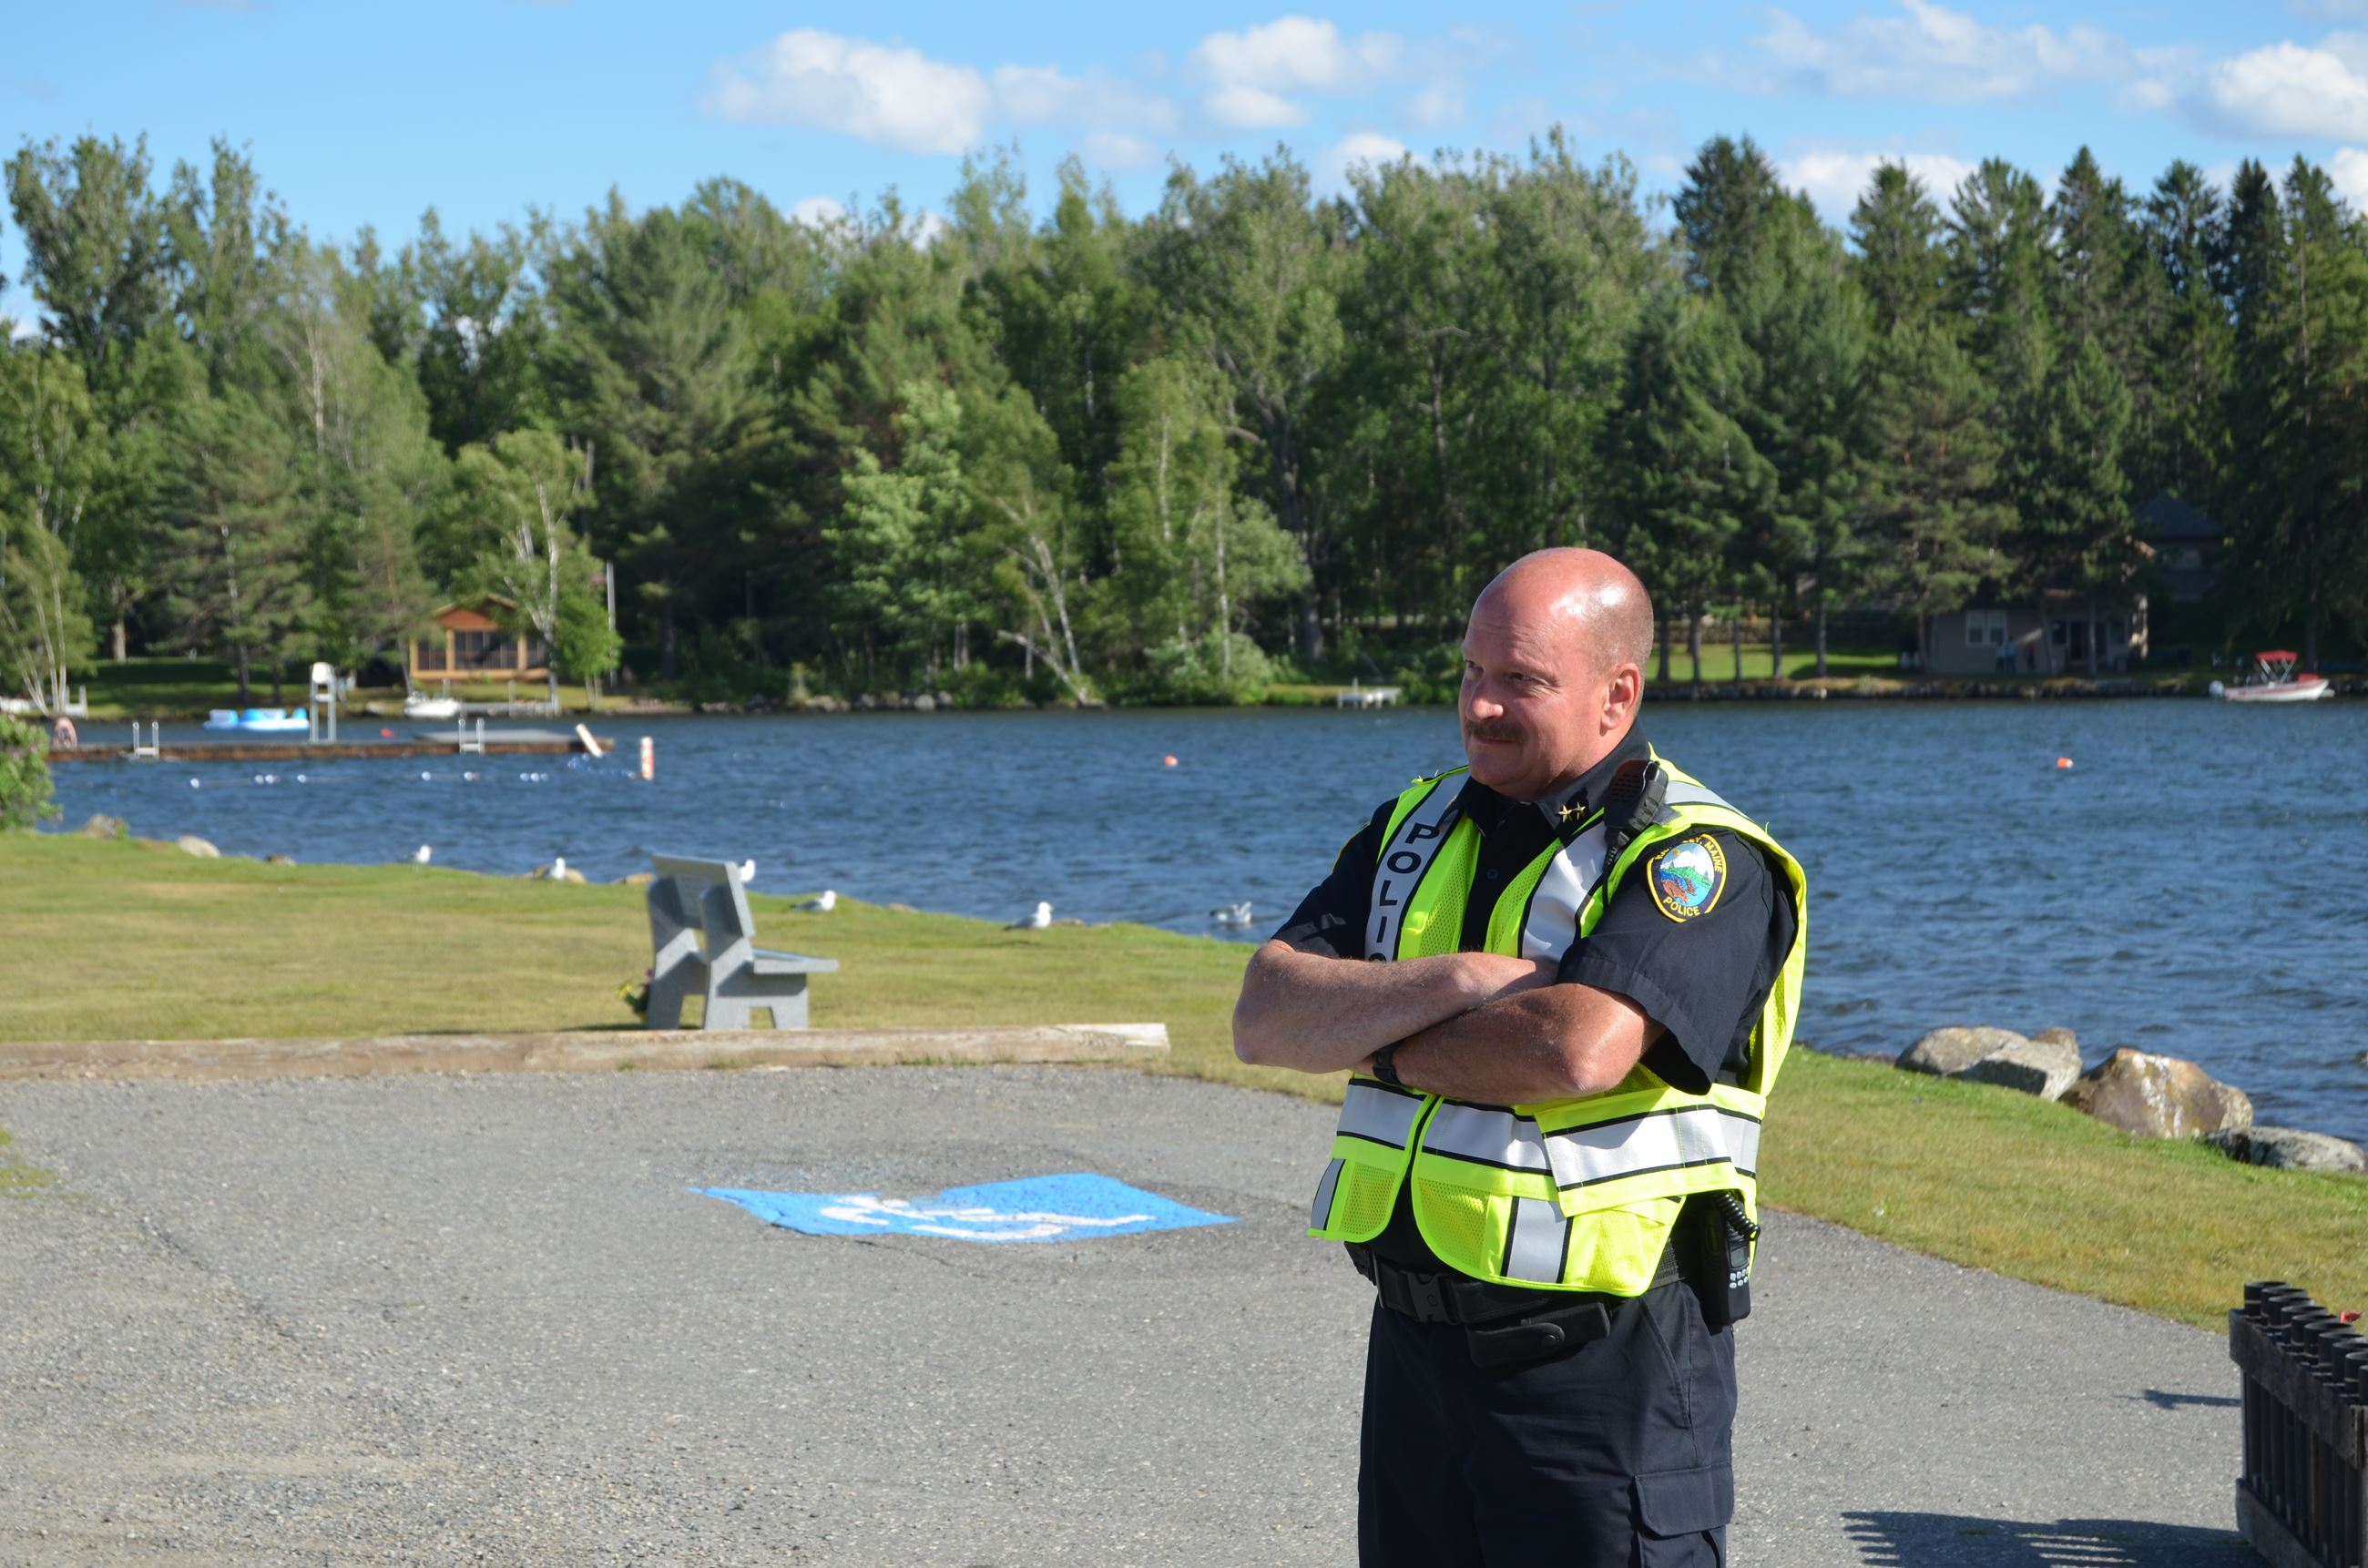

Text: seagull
xmin=413 ymin=845 xmax=433 ymax=865
xmin=1210 ymin=901 xmax=1254 ymax=928
xmin=791 ymin=889 xmax=837 ymax=912
xmin=551 ymin=855 xmax=567 ymax=881
xmin=1008 ymin=900 xmax=1053 ymax=931
xmin=736 ymin=859 xmax=757 ymax=884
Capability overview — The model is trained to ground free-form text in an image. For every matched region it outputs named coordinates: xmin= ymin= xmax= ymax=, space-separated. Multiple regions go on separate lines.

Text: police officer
xmin=1232 ymin=547 xmax=1806 ymax=1567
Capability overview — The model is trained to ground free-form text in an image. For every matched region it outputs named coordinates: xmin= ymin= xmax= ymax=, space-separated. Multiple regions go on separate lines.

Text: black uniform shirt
xmin=1271 ymin=730 xmax=1798 ymax=1271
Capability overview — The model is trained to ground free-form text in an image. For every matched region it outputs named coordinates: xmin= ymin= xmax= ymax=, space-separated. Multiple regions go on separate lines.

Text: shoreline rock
xmin=1897 ymin=1025 xmax=2080 ymax=1101
xmin=2204 ymin=1126 xmax=2367 ymax=1173
xmin=2065 ymin=1047 xmax=2251 ymax=1139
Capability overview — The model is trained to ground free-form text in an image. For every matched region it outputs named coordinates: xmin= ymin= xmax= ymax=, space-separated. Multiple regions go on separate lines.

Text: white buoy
xmin=639 ymin=736 xmax=654 ymax=781
xmin=1008 ymin=901 xmax=1053 ymax=931
xmin=575 ymin=722 xmax=605 ymax=759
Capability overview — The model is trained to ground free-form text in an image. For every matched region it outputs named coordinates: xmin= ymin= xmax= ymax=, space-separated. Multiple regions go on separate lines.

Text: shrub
xmin=0 ymin=714 xmax=58 ymax=831
xmin=1144 ymin=631 xmax=1275 ymax=705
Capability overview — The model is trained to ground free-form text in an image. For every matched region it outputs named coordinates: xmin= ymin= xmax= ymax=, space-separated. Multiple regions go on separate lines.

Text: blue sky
xmin=10 ymin=0 xmax=2368 ymax=294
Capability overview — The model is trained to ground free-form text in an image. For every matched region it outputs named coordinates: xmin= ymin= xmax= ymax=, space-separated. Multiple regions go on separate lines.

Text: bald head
xmin=1473 ymin=549 xmax=1655 ymax=677
xmin=1457 ymin=549 xmax=1654 ymax=800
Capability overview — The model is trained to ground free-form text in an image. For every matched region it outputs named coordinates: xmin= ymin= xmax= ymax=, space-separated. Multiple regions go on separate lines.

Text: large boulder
xmin=2204 ymin=1126 xmax=2366 ymax=1174
xmin=1956 ymin=1033 xmax=2082 ymax=1101
xmin=1898 ymin=1026 xmax=2027 ymax=1077
xmin=77 ymin=813 xmax=128 ymax=840
xmin=175 ymin=835 xmax=220 ymax=859
xmin=1898 ymin=1026 xmax=2080 ymax=1101
xmin=2066 ymin=1048 xmax=2251 ymax=1138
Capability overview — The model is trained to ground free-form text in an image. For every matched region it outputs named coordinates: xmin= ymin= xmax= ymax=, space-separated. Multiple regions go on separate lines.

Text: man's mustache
xmin=1464 ymin=722 xmax=1523 ymax=744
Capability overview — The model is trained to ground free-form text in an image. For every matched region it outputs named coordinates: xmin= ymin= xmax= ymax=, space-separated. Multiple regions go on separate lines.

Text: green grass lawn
xmin=2 ymin=831 xmax=2359 ymax=1328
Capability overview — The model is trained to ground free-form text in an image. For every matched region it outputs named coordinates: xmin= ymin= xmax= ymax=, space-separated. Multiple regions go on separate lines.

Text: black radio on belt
xmin=1690 ymin=1192 xmax=1760 ymax=1329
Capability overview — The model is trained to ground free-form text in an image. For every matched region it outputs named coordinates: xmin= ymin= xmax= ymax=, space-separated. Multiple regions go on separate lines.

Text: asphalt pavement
xmin=0 ymin=1066 xmax=2252 ymax=1566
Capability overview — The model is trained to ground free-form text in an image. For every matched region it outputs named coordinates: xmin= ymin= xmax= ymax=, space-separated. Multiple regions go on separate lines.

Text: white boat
xmin=403 ymin=691 xmax=462 ymax=720
xmin=2211 ymin=650 xmax=2334 ymax=704
xmin=202 ymin=707 xmax=312 ymax=733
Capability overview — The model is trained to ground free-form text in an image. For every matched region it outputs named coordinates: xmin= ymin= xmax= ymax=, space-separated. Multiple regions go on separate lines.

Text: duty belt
xmin=1347 ymin=1242 xmax=1687 ymax=1369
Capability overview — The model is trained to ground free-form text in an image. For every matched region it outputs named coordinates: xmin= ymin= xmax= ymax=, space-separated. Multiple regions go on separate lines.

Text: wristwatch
xmin=1369 ymin=1043 xmax=1405 ymax=1087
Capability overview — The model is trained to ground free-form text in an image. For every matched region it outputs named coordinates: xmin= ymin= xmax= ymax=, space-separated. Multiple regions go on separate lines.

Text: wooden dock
xmin=50 ymin=730 xmax=608 ymax=765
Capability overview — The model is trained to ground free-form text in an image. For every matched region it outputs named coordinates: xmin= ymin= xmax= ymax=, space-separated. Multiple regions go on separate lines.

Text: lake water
xmin=42 ymin=701 xmax=2368 ymax=1142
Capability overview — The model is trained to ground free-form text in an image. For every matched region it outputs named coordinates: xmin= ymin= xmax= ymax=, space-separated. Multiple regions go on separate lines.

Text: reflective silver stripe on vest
xmin=1518 ymin=820 xmax=1608 ymax=960
xmin=1365 ymin=777 xmax=1463 ymax=961
xmin=1420 ymin=1102 xmax=1553 ymax=1172
xmin=1544 ymin=1105 xmax=1762 ymax=1193
xmin=1311 ymin=1156 xmax=1345 ymax=1228
xmin=1659 ymin=778 xmax=1739 ymax=818
xmin=1338 ymin=1082 xmax=1424 ymax=1149
xmin=1503 ymin=1196 xmax=1570 ymax=1284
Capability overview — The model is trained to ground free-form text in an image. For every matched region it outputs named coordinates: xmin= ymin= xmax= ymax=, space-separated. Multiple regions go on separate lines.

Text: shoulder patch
xmin=1646 ymin=834 xmax=1727 ymax=922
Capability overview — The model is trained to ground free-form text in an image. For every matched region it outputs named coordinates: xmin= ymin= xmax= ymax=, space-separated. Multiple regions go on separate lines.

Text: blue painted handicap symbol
xmin=696 ymin=1171 xmax=1233 ymax=1244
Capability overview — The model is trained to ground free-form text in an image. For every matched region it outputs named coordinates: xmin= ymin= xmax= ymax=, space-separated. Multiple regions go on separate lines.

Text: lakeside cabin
xmin=407 ymin=601 xmax=548 ymax=688
xmin=1927 ymin=592 xmax=2149 ymax=677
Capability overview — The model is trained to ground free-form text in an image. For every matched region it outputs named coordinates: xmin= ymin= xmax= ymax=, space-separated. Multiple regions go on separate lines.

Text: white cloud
xmin=1205 ymin=83 xmax=1312 ymax=128
xmin=1758 ymin=0 xmax=2125 ymax=101
xmin=1318 ymin=131 xmax=1411 ymax=189
xmin=1189 ymin=16 xmax=1403 ymax=127
xmin=1778 ymin=148 xmax=1978 ymax=222
xmin=789 ymin=195 xmax=847 ymax=228
xmin=707 ymin=31 xmax=994 ymax=154
xmin=2329 ymin=148 xmax=2368 ymax=206
xmin=707 ymin=31 xmax=1175 ymax=155
xmin=2196 ymin=38 xmax=2368 ymax=139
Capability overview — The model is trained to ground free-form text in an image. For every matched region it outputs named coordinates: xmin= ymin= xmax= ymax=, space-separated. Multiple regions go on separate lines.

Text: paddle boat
xmin=403 ymin=690 xmax=462 ymax=720
xmin=2210 ymin=650 xmax=2334 ymax=704
xmin=202 ymin=707 xmax=313 ymax=733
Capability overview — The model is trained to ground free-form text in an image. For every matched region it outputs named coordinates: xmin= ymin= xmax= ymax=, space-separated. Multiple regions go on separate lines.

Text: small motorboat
xmin=203 ymin=707 xmax=313 ymax=733
xmin=403 ymin=690 xmax=462 ymax=720
xmin=2211 ymin=650 xmax=2334 ymax=703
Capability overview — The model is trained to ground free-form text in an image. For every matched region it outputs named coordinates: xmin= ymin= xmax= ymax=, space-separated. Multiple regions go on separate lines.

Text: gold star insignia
xmin=1557 ymin=800 xmax=1587 ymax=825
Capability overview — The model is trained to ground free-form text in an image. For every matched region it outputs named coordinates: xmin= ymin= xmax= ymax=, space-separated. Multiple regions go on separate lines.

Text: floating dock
xmin=50 ymin=728 xmax=609 ymax=765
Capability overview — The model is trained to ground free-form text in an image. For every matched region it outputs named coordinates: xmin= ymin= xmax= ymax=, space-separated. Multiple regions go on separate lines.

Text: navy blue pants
xmin=1357 ymin=1281 xmax=1735 ymax=1567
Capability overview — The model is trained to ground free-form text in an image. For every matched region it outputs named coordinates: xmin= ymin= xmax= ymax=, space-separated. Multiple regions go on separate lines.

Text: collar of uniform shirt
xmin=1453 ymin=729 xmax=1651 ymax=839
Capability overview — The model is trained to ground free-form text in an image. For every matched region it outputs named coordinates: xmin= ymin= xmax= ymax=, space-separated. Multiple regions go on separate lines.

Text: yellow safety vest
xmin=1307 ymin=749 xmax=1808 ymax=1296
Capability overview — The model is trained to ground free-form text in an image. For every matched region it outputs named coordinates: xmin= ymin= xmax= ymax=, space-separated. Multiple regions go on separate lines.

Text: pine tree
xmin=160 ymin=391 xmax=311 ymax=704
xmin=1849 ymin=163 xmax=1945 ymax=335
xmin=1858 ymin=324 xmax=2013 ymax=666
xmin=1673 ymin=136 xmax=1788 ymax=297
xmin=1726 ymin=207 xmax=1871 ymax=678
xmin=2142 ymin=162 xmax=2233 ymax=509
xmin=1599 ymin=291 xmax=1771 ymax=685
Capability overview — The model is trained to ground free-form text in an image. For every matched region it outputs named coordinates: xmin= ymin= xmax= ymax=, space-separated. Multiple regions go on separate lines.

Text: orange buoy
xmin=2055 ymin=757 xmax=2073 ymax=769
xmin=379 ymin=727 xmax=394 ymax=738
xmin=1163 ymin=754 xmax=1179 ymax=768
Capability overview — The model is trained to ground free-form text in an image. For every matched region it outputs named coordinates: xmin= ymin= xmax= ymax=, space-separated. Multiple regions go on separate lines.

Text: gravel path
xmin=0 ymin=1067 xmax=2251 ymax=1566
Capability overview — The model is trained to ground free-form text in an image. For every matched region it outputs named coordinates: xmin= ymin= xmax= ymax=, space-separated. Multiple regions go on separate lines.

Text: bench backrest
xmin=648 ymin=855 xmax=757 ymax=962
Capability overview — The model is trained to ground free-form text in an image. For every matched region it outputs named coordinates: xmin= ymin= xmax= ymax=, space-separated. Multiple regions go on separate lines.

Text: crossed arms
xmin=1230 ymin=942 xmax=1660 ymax=1104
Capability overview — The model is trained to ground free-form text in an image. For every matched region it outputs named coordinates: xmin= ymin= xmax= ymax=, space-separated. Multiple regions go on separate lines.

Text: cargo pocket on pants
xmin=1634 ymin=1463 xmax=1732 ymax=1567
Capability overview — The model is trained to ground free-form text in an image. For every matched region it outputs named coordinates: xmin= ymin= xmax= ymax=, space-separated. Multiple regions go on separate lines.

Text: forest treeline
xmin=1 ymin=128 xmax=2364 ymax=708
